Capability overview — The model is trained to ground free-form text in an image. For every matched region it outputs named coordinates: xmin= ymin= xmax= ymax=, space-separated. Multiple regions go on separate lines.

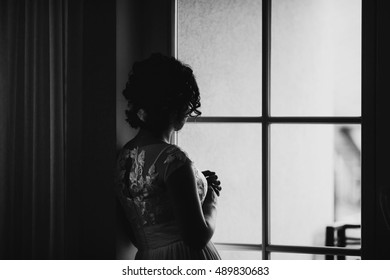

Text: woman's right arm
xmin=166 ymin=162 xmax=218 ymax=250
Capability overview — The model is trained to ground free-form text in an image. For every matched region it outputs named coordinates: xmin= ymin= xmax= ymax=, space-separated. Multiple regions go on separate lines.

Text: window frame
xmin=171 ymin=0 xmax=374 ymax=260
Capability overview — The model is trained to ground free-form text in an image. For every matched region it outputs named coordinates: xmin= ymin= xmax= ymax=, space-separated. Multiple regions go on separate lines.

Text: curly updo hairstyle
xmin=122 ymin=53 xmax=201 ymax=131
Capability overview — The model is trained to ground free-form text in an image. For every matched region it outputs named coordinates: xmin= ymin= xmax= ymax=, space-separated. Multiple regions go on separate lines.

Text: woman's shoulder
xmin=163 ymin=144 xmax=192 ymax=165
xmin=160 ymin=144 xmax=194 ymax=181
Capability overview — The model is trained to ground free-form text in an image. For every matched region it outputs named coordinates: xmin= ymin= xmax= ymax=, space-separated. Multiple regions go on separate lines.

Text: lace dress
xmin=115 ymin=142 xmax=221 ymax=260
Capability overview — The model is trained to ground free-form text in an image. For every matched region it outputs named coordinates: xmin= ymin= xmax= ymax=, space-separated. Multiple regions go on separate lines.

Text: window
xmin=174 ymin=0 xmax=362 ymax=259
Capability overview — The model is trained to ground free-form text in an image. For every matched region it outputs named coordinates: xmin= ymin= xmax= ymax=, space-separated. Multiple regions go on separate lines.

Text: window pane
xmin=271 ymin=0 xmax=361 ymax=116
xmin=178 ymin=0 xmax=262 ymax=116
xmin=270 ymin=252 xmax=360 ymax=260
xmin=179 ymin=123 xmax=262 ymax=244
xmin=271 ymin=253 xmax=324 ymax=260
xmin=218 ymin=249 xmax=262 ymax=260
xmin=270 ymin=125 xmax=361 ymax=247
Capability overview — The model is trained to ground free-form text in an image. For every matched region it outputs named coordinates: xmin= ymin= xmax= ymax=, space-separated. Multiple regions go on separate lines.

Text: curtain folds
xmin=1 ymin=0 xmax=117 ymax=260
xmin=0 ymin=0 xmax=72 ymax=259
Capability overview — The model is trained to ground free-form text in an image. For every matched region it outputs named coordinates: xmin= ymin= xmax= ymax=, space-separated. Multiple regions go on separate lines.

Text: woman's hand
xmin=202 ymin=170 xmax=222 ymax=197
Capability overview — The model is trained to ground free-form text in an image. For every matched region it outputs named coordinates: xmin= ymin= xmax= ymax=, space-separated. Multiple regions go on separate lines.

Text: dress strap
xmin=150 ymin=144 xmax=171 ymax=167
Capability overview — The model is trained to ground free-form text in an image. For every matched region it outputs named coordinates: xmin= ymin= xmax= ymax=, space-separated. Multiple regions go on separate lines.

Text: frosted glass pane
xmin=178 ymin=0 xmax=262 ymax=116
xmin=271 ymin=253 xmax=360 ymax=260
xmin=270 ymin=125 xmax=361 ymax=247
xmin=271 ymin=0 xmax=361 ymax=116
xmin=179 ymin=123 xmax=262 ymax=244
xmin=271 ymin=253 xmax=323 ymax=260
xmin=218 ymin=250 xmax=262 ymax=260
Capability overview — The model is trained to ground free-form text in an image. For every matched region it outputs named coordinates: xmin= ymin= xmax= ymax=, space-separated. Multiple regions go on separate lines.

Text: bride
xmin=116 ymin=53 xmax=222 ymax=259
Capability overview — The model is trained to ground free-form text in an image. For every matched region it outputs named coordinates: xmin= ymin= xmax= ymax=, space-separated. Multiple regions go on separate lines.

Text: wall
xmin=373 ymin=0 xmax=390 ymax=259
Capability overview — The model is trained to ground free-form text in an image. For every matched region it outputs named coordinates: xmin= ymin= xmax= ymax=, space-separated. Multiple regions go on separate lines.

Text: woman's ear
xmin=137 ymin=108 xmax=147 ymax=122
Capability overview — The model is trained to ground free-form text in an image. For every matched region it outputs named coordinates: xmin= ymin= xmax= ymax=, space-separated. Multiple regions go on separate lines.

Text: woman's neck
xmin=134 ymin=128 xmax=173 ymax=145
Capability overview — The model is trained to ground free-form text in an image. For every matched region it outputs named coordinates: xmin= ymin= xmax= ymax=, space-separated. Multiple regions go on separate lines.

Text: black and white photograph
xmin=1 ymin=0 xmax=390 ymax=268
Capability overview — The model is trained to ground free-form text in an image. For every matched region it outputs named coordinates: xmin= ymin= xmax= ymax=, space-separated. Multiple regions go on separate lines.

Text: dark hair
xmin=122 ymin=53 xmax=201 ymax=131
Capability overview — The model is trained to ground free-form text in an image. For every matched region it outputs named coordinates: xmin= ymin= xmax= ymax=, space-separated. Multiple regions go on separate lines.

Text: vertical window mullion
xmin=361 ymin=0 xmax=376 ymax=259
xmin=171 ymin=0 xmax=178 ymax=145
xmin=262 ymin=0 xmax=272 ymax=260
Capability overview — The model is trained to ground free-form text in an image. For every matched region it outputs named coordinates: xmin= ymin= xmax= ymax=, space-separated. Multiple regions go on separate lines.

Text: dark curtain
xmin=0 ymin=0 xmax=83 ymax=259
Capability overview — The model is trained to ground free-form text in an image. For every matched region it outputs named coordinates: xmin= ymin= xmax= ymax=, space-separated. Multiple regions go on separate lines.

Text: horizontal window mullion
xmin=214 ymin=243 xmax=361 ymax=257
xmin=187 ymin=117 xmax=263 ymax=123
xmin=267 ymin=244 xmax=361 ymax=256
xmin=270 ymin=116 xmax=362 ymax=124
xmin=187 ymin=116 xmax=361 ymax=124
xmin=214 ymin=243 xmax=262 ymax=251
